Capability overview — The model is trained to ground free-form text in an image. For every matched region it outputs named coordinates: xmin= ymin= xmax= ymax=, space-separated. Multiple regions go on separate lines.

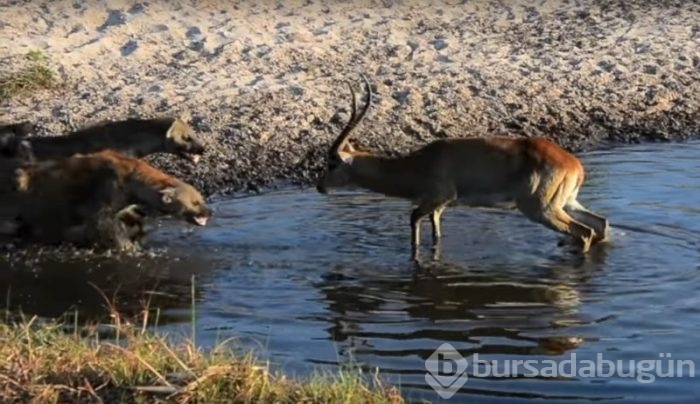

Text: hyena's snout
xmin=178 ymin=141 xmax=205 ymax=164
xmin=186 ymin=203 xmax=212 ymax=226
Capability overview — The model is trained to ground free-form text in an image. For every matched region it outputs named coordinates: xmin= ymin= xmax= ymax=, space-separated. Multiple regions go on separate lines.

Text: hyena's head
xmin=0 ymin=121 xmax=35 ymax=161
xmin=157 ymin=181 xmax=212 ymax=226
xmin=0 ymin=121 xmax=34 ymax=138
xmin=164 ymin=118 xmax=206 ymax=164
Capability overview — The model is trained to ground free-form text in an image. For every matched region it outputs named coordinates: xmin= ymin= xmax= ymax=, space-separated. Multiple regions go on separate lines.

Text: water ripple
xmin=3 ymin=141 xmax=700 ymax=402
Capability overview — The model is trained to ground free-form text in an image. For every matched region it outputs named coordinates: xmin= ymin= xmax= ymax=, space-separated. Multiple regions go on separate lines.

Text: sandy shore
xmin=1 ymin=0 xmax=699 ymax=196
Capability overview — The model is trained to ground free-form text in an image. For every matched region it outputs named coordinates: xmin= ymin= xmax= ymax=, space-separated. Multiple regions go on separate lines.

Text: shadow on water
xmin=2 ymin=141 xmax=700 ymax=402
xmin=0 ymin=243 xmax=218 ymax=324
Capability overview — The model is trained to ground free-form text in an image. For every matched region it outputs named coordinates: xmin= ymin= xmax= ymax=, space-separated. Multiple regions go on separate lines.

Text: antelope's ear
xmin=341 ymin=142 xmax=356 ymax=153
xmin=160 ymin=187 xmax=177 ymax=204
xmin=338 ymin=142 xmax=356 ymax=164
xmin=338 ymin=151 xmax=354 ymax=165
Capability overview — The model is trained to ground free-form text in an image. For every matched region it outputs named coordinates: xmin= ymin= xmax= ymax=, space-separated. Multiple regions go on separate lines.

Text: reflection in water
xmin=316 ymin=260 xmax=589 ymax=351
xmin=1 ymin=141 xmax=700 ymax=402
xmin=310 ymin=253 xmax=604 ymax=401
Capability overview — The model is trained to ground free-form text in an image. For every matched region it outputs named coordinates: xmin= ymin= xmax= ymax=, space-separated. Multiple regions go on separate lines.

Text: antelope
xmin=315 ymin=75 xmax=609 ymax=256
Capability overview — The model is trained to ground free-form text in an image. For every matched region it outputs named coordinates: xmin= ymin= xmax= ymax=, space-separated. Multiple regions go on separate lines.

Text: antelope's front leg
xmin=410 ymin=208 xmax=424 ymax=250
xmin=431 ymin=205 xmax=448 ymax=245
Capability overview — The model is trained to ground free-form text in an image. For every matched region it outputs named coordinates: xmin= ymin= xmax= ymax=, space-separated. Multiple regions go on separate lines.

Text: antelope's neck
xmin=350 ymin=154 xmax=422 ymax=199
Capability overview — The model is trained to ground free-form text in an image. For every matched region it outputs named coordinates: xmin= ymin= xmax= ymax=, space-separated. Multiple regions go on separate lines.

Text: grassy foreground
xmin=0 ymin=317 xmax=403 ymax=403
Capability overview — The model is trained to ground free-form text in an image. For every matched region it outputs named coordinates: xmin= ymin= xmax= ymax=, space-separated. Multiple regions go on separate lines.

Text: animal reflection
xmin=312 ymin=255 xmax=605 ymax=368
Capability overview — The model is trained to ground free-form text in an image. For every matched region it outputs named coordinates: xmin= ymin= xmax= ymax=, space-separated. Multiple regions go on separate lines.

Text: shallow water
xmin=2 ymin=141 xmax=700 ymax=403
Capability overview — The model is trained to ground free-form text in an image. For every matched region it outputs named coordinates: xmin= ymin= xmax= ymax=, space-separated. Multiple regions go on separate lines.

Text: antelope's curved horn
xmin=329 ymin=74 xmax=373 ymax=156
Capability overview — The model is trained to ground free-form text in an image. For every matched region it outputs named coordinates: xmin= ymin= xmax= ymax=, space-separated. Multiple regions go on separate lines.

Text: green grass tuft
xmin=0 ymin=49 xmax=58 ymax=101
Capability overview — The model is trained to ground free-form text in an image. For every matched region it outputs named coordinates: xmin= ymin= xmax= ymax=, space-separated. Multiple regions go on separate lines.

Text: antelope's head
xmin=316 ymin=75 xmax=372 ymax=194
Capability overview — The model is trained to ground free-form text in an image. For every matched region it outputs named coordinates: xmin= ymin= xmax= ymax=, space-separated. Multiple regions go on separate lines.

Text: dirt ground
xmin=1 ymin=0 xmax=699 ymax=197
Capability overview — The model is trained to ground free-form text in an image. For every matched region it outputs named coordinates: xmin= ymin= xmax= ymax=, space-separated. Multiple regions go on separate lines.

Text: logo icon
xmin=425 ymin=343 xmax=469 ymax=399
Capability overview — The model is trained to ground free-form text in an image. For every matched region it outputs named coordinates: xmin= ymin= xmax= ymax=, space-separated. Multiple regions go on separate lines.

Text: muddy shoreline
xmin=1 ymin=0 xmax=699 ymax=197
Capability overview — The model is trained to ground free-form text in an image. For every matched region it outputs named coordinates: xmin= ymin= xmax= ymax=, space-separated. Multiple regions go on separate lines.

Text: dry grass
xmin=0 ymin=315 xmax=404 ymax=403
xmin=0 ymin=50 xmax=58 ymax=101
xmin=0 ymin=280 xmax=403 ymax=404
xmin=0 ymin=276 xmax=404 ymax=404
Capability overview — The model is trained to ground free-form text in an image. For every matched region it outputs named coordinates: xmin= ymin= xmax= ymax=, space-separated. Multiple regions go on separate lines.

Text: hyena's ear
xmin=166 ymin=121 xmax=177 ymax=139
xmin=166 ymin=118 xmax=187 ymax=139
xmin=17 ymin=140 xmax=35 ymax=163
xmin=15 ymin=122 xmax=35 ymax=137
xmin=160 ymin=187 xmax=177 ymax=204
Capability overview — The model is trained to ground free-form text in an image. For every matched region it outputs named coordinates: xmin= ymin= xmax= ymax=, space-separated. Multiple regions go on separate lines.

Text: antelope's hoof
xmin=579 ymin=236 xmax=593 ymax=254
xmin=557 ymin=235 xmax=592 ymax=253
xmin=592 ymin=233 xmax=607 ymax=244
xmin=595 ymin=226 xmax=612 ymax=244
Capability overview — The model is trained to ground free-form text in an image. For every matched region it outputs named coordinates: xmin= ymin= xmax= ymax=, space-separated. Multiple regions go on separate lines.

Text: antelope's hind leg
xmin=518 ymin=198 xmax=596 ymax=253
xmin=546 ymin=209 xmax=595 ymax=253
xmin=565 ymin=200 xmax=610 ymax=244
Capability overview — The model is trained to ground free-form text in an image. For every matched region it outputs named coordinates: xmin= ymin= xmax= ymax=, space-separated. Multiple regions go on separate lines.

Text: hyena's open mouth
xmin=183 ymin=152 xmax=201 ymax=164
xmin=191 ymin=215 xmax=208 ymax=226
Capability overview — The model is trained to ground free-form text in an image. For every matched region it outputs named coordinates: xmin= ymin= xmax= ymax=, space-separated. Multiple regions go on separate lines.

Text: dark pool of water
xmin=2 ymin=141 xmax=700 ymax=403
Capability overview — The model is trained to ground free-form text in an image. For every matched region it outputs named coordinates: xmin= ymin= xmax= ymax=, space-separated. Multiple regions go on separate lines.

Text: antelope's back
xmin=423 ymin=137 xmax=538 ymax=190
xmin=521 ymin=137 xmax=585 ymax=185
xmin=411 ymin=137 xmax=581 ymax=204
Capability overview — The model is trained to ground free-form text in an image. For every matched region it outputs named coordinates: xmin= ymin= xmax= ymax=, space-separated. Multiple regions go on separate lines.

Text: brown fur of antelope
xmin=316 ymin=75 xmax=610 ymax=255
